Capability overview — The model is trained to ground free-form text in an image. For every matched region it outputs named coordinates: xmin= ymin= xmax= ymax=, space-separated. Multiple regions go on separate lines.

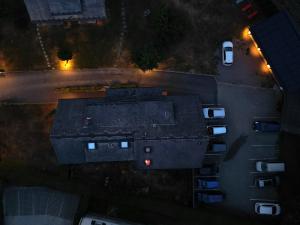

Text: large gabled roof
xmin=250 ymin=11 xmax=300 ymax=92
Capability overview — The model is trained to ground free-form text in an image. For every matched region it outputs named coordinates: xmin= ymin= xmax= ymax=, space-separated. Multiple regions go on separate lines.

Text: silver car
xmin=255 ymin=202 xmax=281 ymax=215
xmin=203 ymin=107 xmax=225 ymax=119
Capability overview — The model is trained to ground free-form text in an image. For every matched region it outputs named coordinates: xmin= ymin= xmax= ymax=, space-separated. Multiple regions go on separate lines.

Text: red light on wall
xmin=144 ymin=159 xmax=151 ymax=167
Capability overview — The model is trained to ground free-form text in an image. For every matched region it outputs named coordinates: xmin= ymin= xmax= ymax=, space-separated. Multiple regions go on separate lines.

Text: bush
xmin=132 ymin=43 xmax=163 ymax=71
xmin=57 ymin=47 xmax=73 ymax=62
xmin=131 ymin=2 xmax=190 ymax=71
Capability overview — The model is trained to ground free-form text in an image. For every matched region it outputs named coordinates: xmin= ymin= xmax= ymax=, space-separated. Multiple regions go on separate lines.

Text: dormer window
xmin=120 ymin=141 xmax=129 ymax=149
xmin=87 ymin=142 xmax=96 ymax=151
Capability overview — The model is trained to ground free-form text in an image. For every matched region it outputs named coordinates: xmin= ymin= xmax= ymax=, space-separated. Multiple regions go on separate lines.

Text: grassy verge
xmin=55 ymin=84 xmax=105 ymax=93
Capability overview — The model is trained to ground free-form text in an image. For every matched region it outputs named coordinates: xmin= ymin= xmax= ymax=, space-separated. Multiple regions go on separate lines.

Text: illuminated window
xmin=87 ymin=142 xmax=96 ymax=151
xmin=120 ymin=141 xmax=129 ymax=149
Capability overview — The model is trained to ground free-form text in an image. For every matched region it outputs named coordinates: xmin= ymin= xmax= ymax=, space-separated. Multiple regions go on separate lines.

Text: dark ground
xmin=0 ymin=104 xmax=266 ymax=225
xmin=279 ymin=132 xmax=300 ymax=225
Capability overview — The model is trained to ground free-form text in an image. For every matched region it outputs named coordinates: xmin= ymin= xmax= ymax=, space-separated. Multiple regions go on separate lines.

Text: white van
xmin=207 ymin=126 xmax=227 ymax=136
xmin=256 ymin=161 xmax=285 ymax=172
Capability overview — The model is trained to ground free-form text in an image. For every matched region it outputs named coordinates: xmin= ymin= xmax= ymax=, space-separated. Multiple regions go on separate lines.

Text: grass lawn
xmin=0 ymin=0 xmax=45 ymax=70
xmin=126 ymin=0 xmax=244 ymax=74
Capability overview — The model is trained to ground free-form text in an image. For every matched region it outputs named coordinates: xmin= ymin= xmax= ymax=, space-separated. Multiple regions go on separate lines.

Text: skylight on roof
xmin=87 ymin=142 xmax=96 ymax=151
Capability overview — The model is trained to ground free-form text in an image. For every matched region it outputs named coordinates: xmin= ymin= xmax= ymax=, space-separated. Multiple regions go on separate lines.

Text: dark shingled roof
xmin=250 ymin=11 xmax=300 ymax=92
xmin=50 ymin=89 xmax=208 ymax=169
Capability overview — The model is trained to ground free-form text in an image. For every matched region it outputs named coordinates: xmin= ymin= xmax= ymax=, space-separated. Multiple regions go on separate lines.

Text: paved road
xmin=0 ymin=68 xmax=217 ymax=104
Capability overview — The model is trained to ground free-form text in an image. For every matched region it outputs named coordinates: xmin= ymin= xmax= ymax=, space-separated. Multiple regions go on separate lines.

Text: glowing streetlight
xmin=59 ymin=59 xmax=73 ymax=71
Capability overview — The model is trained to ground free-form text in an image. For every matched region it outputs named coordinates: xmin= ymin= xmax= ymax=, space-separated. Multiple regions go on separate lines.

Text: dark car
xmin=0 ymin=69 xmax=5 ymax=77
xmin=235 ymin=0 xmax=258 ymax=19
xmin=252 ymin=121 xmax=280 ymax=132
xmin=255 ymin=176 xmax=280 ymax=188
xmin=197 ymin=192 xmax=224 ymax=203
xmin=197 ymin=164 xmax=219 ymax=176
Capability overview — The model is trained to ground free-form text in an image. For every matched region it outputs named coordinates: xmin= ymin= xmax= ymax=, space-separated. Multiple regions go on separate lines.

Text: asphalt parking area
xmin=217 ymin=35 xmax=273 ymax=87
xmin=216 ymin=82 xmax=282 ymax=216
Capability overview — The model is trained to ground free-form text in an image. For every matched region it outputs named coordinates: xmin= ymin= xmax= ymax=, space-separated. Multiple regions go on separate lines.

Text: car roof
xmin=260 ymin=205 xmax=273 ymax=214
xmin=213 ymin=127 xmax=226 ymax=134
xmin=213 ymin=109 xmax=225 ymax=117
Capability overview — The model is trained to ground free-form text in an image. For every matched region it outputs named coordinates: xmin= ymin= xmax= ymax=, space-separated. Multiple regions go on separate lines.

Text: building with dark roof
xmin=24 ymin=0 xmax=106 ymax=24
xmin=3 ymin=187 xmax=79 ymax=225
xmin=250 ymin=11 xmax=300 ymax=135
xmin=50 ymin=88 xmax=208 ymax=169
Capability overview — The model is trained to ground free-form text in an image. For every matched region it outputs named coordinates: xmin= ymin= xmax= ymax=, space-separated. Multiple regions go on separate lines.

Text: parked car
xmin=207 ymin=125 xmax=227 ymax=136
xmin=252 ymin=121 xmax=280 ymax=132
xmin=222 ymin=41 xmax=233 ymax=66
xmin=0 ymin=69 xmax=5 ymax=77
xmin=235 ymin=0 xmax=258 ymax=20
xmin=208 ymin=143 xmax=227 ymax=153
xmin=198 ymin=179 xmax=220 ymax=189
xmin=256 ymin=161 xmax=285 ymax=172
xmin=202 ymin=107 xmax=225 ymax=119
xmin=255 ymin=202 xmax=281 ymax=215
xmin=255 ymin=176 xmax=280 ymax=188
xmin=197 ymin=164 xmax=219 ymax=176
xmin=198 ymin=192 xmax=224 ymax=203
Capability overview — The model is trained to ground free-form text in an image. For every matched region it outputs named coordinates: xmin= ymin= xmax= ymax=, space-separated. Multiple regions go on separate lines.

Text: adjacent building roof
xmin=3 ymin=187 xmax=79 ymax=225
xmin=50 ymin=88 xmax=208 ymax=169
xmin=250 ymin=11 xmax=300 ymax=92
xmin=24 ymin=0 xmax=106 ymax=23
xmin=250 ymin=11 xmax=300 ymax=135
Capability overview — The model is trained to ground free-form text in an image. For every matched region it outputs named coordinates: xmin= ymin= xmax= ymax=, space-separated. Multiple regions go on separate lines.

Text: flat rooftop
xmin=24 ymin=0 xmax=106 ymax=22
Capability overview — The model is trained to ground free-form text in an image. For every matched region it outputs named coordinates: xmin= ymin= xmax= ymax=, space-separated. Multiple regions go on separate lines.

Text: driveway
xmin=217 ymin=82 xmax=282 ymax=216
xmin=217 ymin=38 xmax=272 ymax=87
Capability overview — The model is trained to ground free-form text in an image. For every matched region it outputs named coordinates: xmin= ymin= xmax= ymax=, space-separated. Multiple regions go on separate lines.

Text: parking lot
xmin=217 ymin=82 xmax=282 ymax=216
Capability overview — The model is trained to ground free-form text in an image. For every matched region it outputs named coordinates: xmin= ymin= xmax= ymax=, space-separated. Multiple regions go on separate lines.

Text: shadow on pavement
xmin=224 ymin=135 xmax=248 ymax=161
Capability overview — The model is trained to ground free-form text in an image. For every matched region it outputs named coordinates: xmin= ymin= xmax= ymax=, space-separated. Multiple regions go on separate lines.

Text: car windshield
xmin=225 ymin=47 xmax=232 ymax=51
xmin=208 ymin=109 xmax=214 ymax=117
xmin=262 ymin=163 xmax=267 ymax=171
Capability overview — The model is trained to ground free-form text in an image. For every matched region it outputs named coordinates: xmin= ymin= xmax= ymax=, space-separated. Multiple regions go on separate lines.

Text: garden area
xmin=0 ymin=0 xmax=243 ymax=74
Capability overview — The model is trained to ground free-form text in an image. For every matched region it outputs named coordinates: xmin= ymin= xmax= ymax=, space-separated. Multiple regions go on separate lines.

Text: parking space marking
xmin=205 ymin=153 xmax=223 ymax=156
xmin=249 ymin=198 xmax=278 ymax=202
xmin=194 ymin=175 xmax=220 ymax=178
xmin=253 ymin=116 xmax=280 ymax=119
xmin=248 ymin=157 xmax=278 ymax=161
xmin=249 ymin=171 xmax=263 ymax=174
xmin=251 ymin=144 xmax=277 ymax=147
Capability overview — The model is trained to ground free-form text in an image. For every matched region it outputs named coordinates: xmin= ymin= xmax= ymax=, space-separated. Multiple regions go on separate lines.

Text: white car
xmin=222 ymin=41 xmax=233 ymax=66
xmin=255 ymin=202 xmax=281 ymax=216
xmin=207 ymin=125 xmax=227 ymax=136
xmin=203 ymin=107 xmax=225 ymax=119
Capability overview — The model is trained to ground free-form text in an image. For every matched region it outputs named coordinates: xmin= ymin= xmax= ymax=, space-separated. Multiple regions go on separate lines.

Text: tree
xmin=132 ymin=43 xmax=162 ymax=71
xmin=57 ymin=47 xmax=73 ymax=62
